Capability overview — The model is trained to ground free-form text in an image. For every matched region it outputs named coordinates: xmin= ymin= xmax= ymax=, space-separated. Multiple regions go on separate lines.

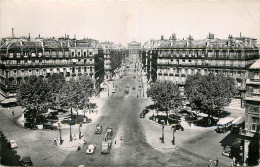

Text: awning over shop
xmin=46 ymin=69 xmax=51 ymax=73
xmin=72 ymin=59 xmax=77 ymax=63
xmin=59 ymin=68 xmax=64 ymax=73
xmin=1 ymin=98 xmax=17 ymax=104
xmin=53 ymin=68 xmax=58 ymax=73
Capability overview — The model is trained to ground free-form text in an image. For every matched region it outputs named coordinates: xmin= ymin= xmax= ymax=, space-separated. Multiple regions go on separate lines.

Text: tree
xmin=47 ymin=73 xmax=66 ymax=109
xmin=58 ymin=74 xmax=95 ymax=117
xmin=147 ymin=80 xmax=182 ymax=118
xmin=185 ymin=72 xmax=236 ymax=125
xmin=17 ymin=75 xmax=51 ymax=124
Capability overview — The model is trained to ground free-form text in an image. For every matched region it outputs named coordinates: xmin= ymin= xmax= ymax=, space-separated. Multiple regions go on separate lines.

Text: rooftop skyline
xmin=1 ymin=0 xmax=260 ymax=46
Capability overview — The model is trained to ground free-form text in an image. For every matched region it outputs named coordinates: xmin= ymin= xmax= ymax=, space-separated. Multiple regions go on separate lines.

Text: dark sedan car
xmin=95 ymin=124 xmax=102 ymax=134
xmin=21 ymin=156 xmax=33 ymax=166
xmin=140 ymin=112 xmax=145 ymax=118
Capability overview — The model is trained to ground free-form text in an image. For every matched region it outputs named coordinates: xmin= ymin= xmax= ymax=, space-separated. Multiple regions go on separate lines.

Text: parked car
xmin=86 ymin=143 xmax=96 ymax=154
xmin=24 ymin=122 xmax=38 ymax=130
xmin=95 ymin=124 xmax=102 ymax=134
xmin=172 ymin=124 xmax=184 ymax=131
xmin=9 ymin=140 xmax=18 ymax=149
xmin=106 ymin=127 xmax=113 ymax=138
xmin=169 ymin=114 xmax=181 ymax=120
xmin=222 ymin=146 xmax=231 ymax=157
xmin=21 ymin=156 xmax=33 ymax=166
xmin=43 ymin=122 xmax=58 ymax=130
xmin=178 ymin=110 xmax=192 ymax=116
xmin=140 ymin=112 xmax=145 ymax=118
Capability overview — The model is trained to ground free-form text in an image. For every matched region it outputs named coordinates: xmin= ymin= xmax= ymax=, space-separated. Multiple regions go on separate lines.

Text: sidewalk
xmin=16 ymin=97 xmax=107 ymax=129
xmin=142 ymin=110 xmax=216 ymax=151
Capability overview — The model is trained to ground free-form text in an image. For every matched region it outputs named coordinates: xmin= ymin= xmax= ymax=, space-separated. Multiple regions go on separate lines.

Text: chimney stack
xmin=12 ymin=28 xmax=14 ymax=38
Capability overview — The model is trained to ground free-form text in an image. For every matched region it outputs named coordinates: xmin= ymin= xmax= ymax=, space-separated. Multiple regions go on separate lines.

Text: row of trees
xmin=147 ymin=72 xmax=237 ymax=125
xmin=17 ymin=73 xmax=95 ymax=122
xmin=147 ymin=80 xmax=183 ymax=117
xmin=185 ymin=72 xmax=237 ymax=121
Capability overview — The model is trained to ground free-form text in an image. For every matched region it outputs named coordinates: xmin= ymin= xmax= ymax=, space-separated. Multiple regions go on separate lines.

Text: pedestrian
xmin=209 ymin=159 xmax=212 ymax=167
xmin=214 ymin=158 xmax=219 ymax=166
xmin=54 ymin=138 xmax=57 ymax=145
xmin=12 ymin=111 xmax=14 ymax=117
xmin=73 ymin=133 xmax=76 ymax=140
xmin=56 ymin=138 xmax=59 ymax=145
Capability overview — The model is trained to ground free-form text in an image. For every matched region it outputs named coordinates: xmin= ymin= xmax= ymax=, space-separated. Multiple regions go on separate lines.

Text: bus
xmin=231 ymin=117 xmax=245 ymax=133
xmin=216 ymin=117 xmax=235 ymax=133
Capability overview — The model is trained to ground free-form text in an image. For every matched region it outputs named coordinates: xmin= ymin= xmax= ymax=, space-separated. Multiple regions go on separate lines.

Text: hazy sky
xmin=1 ymin=0 xmax=260 ymax=46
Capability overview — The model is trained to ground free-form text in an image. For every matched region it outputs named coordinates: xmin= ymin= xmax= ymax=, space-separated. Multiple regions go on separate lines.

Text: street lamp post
xmin=58 ymin=121 xmax=62 ymax=144
xmin=70 ymin=107 xmax=73 ymax=141
xmin=79 ymin=123 xmax=82 ymax=139
xmin=171 ymin=126 xmax=175 ymax=145
xmin=160 ymin=120 xmax=165 ymax=143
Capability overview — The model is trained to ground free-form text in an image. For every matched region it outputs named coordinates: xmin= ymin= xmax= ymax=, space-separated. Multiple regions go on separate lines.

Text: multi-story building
xmin=143 ymin=33 xmax=259 ymax=99
xmin=0 ymin=35 xmax=105 ymax=99
xmin=100 ymin=41 xmax=126 ymax=80
xmin=241 ymin=59 xmax=260 ymax=166
xmin=128 ymin=41 xmax=141 ymax=62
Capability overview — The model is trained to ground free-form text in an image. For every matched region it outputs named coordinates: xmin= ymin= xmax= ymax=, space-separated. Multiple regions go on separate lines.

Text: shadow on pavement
xmin=0 ymin=131 xmax=22 ymax=166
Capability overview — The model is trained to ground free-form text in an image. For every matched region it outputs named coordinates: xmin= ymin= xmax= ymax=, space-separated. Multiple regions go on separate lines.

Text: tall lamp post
xmin=79 ymin=123 xmax=82 ymax=139
xmin=171 ymin=125 xmax=176 ymax=145
xmin=70 ymin=107 xmax=73 ymax=141
xmin=141 ymin=69 xmax=144 ymax=97
xmin=58 ymin=121 xmax=62 ymax=144
xmin=160 ymin=120 xmax=165 ymax=143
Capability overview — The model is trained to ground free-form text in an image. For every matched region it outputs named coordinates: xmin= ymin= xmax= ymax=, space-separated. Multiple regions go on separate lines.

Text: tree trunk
xmin=208 ymin=110 xmax=211 ymax=126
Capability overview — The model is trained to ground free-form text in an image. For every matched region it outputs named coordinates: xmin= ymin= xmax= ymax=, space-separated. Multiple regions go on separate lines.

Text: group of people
xmin=208 ymin=158 xmax=219 ymax=167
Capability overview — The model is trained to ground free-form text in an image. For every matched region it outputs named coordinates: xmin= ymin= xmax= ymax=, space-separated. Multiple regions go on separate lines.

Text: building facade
xmin=142 ymin=33 xmax=259 ymax=98
xmin=128 ymin=41 xmax=141 ymax=62
xmin=101 ymin=42 xmax=126 ymax=81
xmin=241 ymin=59 xmax=260 ymax=165
xmin=0 ymin=36 xmax=105 ymax=98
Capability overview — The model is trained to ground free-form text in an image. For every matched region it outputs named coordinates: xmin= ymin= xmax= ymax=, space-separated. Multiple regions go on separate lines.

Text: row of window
xmin=4 ymin=58 xmax=95 ymax=66
xmin=3 ymin=49 xmax=98 ymax=59
xmin=157 ymin=59 xmax=245 ymax=66
xmin=5 ymin=66 xmax=95 ymax=77
xmin=156 ymin=68 xmax=246 ymax=78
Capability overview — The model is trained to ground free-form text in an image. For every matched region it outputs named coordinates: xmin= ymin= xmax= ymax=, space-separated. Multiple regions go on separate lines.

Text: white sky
xmin=0 ymin=0 xmax=260 ymax=46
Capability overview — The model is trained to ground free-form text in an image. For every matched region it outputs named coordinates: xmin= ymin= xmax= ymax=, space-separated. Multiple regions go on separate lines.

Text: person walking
xmin=231 ymin=161 xmax=234 ymax=167
xmin=214 ymin=158 xmax=219 ymax=166
xmin=12 ymin=111 xmax=14 ymax=117
xmin=208 ymin=159 xmax=212 ymax=167
xmin=54 ymin=138 xmax=57 ymax=145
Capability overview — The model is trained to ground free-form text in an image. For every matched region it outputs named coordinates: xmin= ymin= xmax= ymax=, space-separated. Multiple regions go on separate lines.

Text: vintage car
xmin=140 ymin=112 xmax=145 ymax=118
xmin=222 ymin=146 xmax=231 ymax=157
xmin=86 ymin=143 xmax=96 ymax=154
xmin=9 ymin=140 xmax=18 ymax=149
xmin=21 ymin=156 xmax=33 ymax=166
xmin=95 ymin=124 xmax=102 ymax=134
